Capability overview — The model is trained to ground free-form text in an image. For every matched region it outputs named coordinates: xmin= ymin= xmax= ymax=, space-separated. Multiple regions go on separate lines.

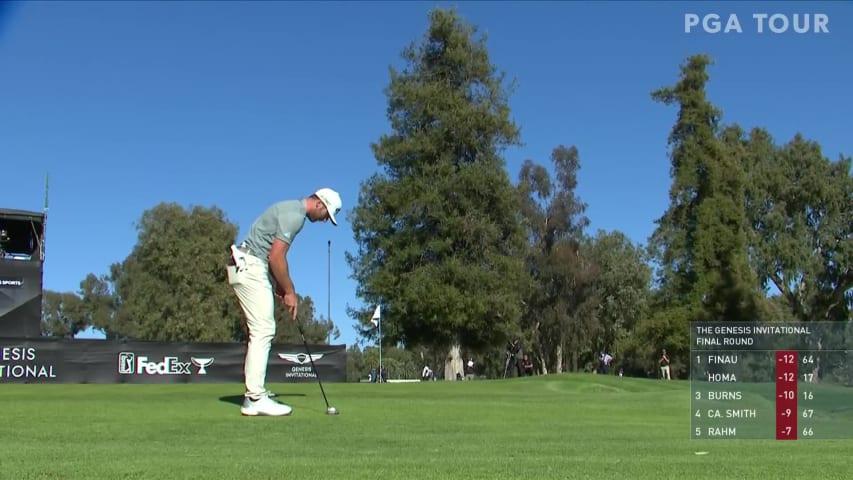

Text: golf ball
xmin=327 ymin=407 xmax=337 ymax=414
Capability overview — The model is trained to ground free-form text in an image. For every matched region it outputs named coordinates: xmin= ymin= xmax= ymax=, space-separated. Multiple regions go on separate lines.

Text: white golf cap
xmin=314 ymin=188 xmax=342 ymax=225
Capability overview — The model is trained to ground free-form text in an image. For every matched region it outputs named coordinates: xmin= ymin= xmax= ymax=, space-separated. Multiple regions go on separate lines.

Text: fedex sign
xmin=118 ymin=352 xmax=209 ymax=375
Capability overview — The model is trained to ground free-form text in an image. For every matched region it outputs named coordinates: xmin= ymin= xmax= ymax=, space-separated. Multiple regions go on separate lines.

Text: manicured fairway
xmin=0 ymin=374 xmax=849 ymax=479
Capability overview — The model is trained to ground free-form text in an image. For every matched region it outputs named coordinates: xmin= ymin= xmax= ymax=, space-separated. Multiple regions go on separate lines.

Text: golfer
xmin=227 ymin=188 xmax=342 ymax=416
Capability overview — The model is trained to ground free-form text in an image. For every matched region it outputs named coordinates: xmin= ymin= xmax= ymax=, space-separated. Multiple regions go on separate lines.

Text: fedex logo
xmin=118 ymin=352 xmax=197 ymax=375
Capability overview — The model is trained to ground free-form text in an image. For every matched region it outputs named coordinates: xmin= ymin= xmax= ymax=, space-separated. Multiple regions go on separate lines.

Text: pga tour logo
xmin=685 ymin=13 xmax=830 ymax=34
xmin=118 ymin=352 xmax=214 ymax=375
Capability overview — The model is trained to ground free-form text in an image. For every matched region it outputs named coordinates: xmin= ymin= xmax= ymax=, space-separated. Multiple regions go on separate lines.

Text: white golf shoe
xmin=240 ymin=396 xmax=292 ymax=416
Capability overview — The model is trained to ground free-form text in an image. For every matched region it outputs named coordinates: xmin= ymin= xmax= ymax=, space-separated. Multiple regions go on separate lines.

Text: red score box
xmin=775 ymin=350 xmax=798 ymax=440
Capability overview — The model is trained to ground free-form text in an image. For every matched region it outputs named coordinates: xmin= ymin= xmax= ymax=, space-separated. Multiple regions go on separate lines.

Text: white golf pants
xmin=227 ymin=252 xmax=275 ymax=399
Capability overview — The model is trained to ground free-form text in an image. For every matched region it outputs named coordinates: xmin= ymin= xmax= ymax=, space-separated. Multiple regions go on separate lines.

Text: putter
xmin=296 ymin=320 xmax=339 ymax=415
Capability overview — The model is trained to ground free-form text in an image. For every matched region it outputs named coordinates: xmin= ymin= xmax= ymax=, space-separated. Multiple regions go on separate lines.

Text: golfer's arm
xmin=269 ymin=238 xmax=295 ymax=295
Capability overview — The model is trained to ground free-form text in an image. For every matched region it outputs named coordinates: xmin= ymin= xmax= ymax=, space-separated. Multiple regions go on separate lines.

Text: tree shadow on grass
xmin=219 ymin=393 xmax=306 ymax=406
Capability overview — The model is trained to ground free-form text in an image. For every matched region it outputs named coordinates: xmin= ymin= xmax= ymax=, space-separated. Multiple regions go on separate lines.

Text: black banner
xmin=0 ymin=209 xmax=45 ymax=339
xmin=0 ymin=259 xmax=42 ymax=338
xmin=0 ymin=338 xmax=346 ymax=384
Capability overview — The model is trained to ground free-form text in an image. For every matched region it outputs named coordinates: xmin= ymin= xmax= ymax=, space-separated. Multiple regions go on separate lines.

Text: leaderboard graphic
xmin=691 ymin=322 xmax=852 ymax=440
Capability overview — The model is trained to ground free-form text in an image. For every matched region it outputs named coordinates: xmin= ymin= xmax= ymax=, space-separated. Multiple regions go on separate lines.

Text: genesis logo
xmin=277 ymin=353 xmax=324 ymax=365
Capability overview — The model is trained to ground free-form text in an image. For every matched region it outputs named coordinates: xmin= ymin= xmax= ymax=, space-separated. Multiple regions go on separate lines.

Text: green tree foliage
xmin=480 ymin=342 xmax=524 ymax=378
xmin=272 ymin=294 xmax=336 ymax=345
xmin=347 ymin=8 xmax=530 ymax=355
xmin=621 ymin=304 xmax=694 ymax=378
xmin=346 ymin=344 xmax=365 ymax=382
xmin=585 ymin=230 xmax=651 ymax=365
xmin=43 ymin=273 xmax=116 ymax=338
xmin=77 ymin=273 xmax=117 ymax=337
xmin=516 ymin=148 xmax=651 ymax=374
xmin=54 ymin=203 xmax=332 ymax=343
xmin=99 ymin=203 xmax=334 ymax=343
xmin=104 ymin=203 xmax=243 ymax=341
xmin=733 ymin=127 xmax=853 ymax=321
xmin=517 ymin=145 xmax=592 ymax=373
xmin=345 ymin=344 xmax=420 ymax=382
xmin=649 ymin=54 xmax=762 ymax=324
xmin=41 ymin=290 xmax=85 ymax=338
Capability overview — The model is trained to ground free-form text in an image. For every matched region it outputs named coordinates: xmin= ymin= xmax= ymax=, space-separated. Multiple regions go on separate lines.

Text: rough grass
xmin=0 ymin=374 xmax=849 ymax=479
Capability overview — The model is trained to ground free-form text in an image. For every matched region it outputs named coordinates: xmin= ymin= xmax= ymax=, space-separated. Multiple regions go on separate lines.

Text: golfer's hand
xmin=273 ymin=286 xmax=298 ymax=320
xmin=283 ymin=292 xmax=298 ymax=320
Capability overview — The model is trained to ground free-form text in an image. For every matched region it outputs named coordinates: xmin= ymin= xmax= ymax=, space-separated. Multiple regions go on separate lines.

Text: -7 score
xmin=779 ymin=426 xmax=816 ymax=437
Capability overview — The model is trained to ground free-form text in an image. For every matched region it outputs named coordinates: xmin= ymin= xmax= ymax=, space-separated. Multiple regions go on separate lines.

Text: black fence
xmin=0 ymin=337 xmax=346 ymax=384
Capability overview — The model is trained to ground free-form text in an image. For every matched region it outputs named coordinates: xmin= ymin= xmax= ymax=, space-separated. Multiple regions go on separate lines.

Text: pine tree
xmin=347 ymin=8 xmax=530 ymax=376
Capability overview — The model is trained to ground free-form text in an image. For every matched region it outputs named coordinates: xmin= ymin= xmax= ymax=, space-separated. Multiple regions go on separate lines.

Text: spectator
xmin=600 ymin=351 xmax=613 ymax=374
xmin=465 ymin=358 xmax=475 ymax=380
xmin=522 ymin=354 xmax=534 ymax=376
xmin=660 ymin=349 xmax=671 ymax=380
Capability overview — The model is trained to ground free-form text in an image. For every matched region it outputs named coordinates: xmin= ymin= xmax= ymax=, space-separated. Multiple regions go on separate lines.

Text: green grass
xmin=0 ymin=375 xmax=850 ymax=479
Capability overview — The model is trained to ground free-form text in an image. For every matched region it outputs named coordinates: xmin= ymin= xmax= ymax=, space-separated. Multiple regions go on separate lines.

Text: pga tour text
xmin=685 ymin=13 xmax=829 ymax=34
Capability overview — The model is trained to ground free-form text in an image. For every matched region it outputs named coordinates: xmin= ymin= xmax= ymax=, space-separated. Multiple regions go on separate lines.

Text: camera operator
xmin=0 ymin=229 xmax=8 ymax=257
xmin=504 ymin=339 xmax=523 ymax=378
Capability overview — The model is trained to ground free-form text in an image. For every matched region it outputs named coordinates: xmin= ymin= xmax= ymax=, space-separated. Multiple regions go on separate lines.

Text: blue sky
xmin=1 ymin=1 xmax=850 ymax=347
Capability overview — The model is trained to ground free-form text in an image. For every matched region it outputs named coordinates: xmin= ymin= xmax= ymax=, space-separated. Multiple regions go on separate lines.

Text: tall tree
xmin=649 ymin=54 xmax=761 ymax=323
xmin=347 ymin=8 xmax=530 ymax=378
xmin=642 ymin=55 xmax=764 ymax=376
xmin=736 ymin=127 xmax=853 ymax=321
xmin=517 ymin=145 xmax=592 ymax=373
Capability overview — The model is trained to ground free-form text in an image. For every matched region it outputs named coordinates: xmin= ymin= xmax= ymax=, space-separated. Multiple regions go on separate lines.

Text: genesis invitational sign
xmin=0 ymin=338 xmax=346 ymax=384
